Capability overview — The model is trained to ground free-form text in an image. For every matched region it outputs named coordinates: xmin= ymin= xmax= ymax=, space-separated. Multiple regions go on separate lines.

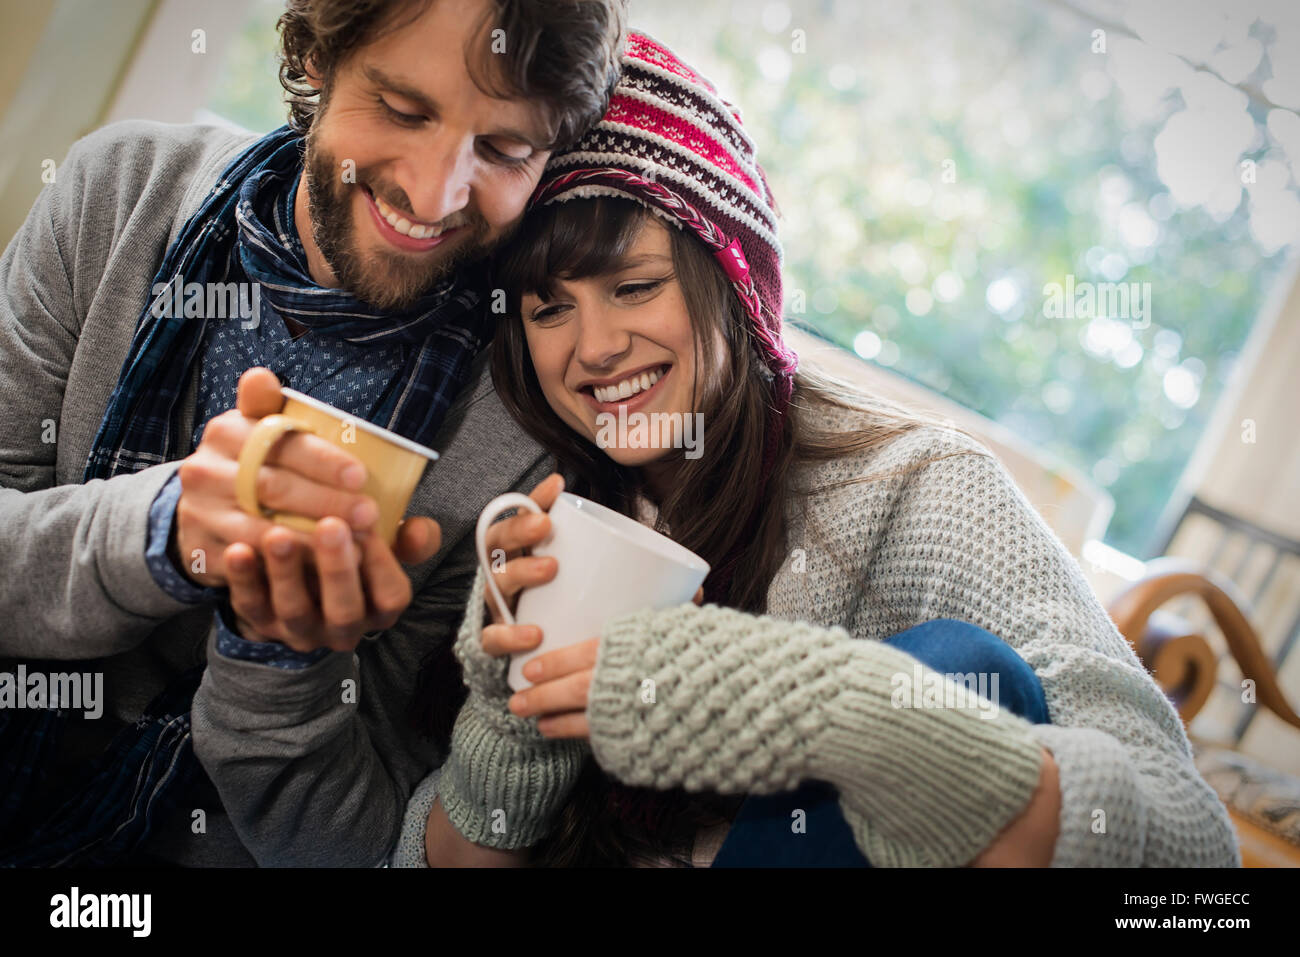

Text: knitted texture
xmin=435 ymin=569 xmax=589 ymax=850
xmin=390 ymin=768 xmax=441 ymax=867
xmin=589 ymin=604 xmax=1045 ymax=867
xmin=401 ymin=402 xmax=1241 ymax=867
xmin=531 ymin=29 xmax=798 ymax=401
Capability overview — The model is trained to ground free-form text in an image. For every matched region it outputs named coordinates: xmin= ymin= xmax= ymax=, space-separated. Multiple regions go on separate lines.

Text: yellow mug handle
xmin=235 ymin=413 xmax=320 ymax=534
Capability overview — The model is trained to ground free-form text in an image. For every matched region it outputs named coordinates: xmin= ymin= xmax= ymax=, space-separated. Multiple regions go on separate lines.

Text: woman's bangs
xmin=500 ymin=196 xmax=650 ymax=304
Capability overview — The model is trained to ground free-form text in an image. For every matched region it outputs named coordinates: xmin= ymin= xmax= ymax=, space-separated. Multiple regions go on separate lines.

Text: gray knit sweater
xmin=393 ymin=401 xmax=1240 ymax=867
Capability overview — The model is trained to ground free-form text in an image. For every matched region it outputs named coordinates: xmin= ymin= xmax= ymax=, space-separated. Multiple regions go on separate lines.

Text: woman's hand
xmin=968 ymin=747 xmax=1061 ymax=867
xmin=504 ymin=587 xmax=706 ymax=740
xmin=508 ymin=637 xmax=601 ymax=739
xmin=477 ymin=473 xmax=565 ymax=667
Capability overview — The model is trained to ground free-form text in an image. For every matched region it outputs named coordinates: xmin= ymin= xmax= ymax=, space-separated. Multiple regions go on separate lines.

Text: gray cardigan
xmin=0 ymin=120 xmax=552 ymax=865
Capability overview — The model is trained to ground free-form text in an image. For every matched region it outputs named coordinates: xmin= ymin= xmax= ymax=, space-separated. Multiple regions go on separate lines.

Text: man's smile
xmin=361 ymin=185 xmax=461 ymax=251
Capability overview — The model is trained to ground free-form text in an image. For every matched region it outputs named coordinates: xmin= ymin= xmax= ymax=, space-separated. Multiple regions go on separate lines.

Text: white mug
xmin=474 ymin=491 xmax=711 ymax=691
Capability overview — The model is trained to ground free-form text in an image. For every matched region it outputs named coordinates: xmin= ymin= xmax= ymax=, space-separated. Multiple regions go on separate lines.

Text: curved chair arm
xmin=1125 ymin=616 xmax=1218 ymax=724
xmin=1108 ymin=557 xmax=1300 ymax=732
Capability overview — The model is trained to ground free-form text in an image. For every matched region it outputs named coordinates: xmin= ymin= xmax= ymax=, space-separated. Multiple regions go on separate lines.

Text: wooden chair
xmin=1108 ymin=551 xmax=1300 ymax=866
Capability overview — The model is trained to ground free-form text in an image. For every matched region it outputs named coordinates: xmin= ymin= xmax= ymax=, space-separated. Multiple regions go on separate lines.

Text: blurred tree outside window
xmin=202 ymin=0 xmax=1300 ymax=558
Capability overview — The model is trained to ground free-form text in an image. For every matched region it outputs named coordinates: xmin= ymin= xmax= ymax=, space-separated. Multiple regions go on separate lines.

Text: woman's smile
xmin=519 ymin=217 xmax=708 ymax=470
xmin=578 ymin=362 xmax=673 ymax=414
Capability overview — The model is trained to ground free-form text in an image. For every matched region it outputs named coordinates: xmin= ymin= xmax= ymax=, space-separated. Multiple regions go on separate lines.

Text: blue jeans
xmin=709 ymin=618 xmax=1051 ymax=867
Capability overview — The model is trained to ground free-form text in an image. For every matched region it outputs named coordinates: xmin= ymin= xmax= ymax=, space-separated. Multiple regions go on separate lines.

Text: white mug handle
xmin=474 ymin=493 xmax=545 ymax=627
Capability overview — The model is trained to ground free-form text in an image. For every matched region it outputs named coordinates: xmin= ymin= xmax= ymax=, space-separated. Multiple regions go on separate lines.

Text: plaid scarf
xmin=2 ymin=125 xmax=491 ymax=866
xmin=85 ymin=124 xmax=491 ymax=479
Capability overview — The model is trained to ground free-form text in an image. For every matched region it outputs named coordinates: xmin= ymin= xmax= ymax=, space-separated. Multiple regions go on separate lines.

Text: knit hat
xmin=528 ymin=31 xmax=799 ymax=606
xmin=529 ymin=30 xmax=799 ymax=412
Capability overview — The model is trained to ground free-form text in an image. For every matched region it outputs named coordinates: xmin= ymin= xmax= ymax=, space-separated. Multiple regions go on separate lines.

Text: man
xmin=0 ymin=0 xmax=624 ymax=866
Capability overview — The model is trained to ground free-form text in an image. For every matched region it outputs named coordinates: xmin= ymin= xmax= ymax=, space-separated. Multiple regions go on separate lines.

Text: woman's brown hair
xmin=421 ymin=195 xmax=991 ymax=866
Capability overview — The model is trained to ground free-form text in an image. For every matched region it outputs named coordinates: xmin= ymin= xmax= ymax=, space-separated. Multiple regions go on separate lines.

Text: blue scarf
xmin=85 ymin=124 xmax=491 ymax=480
xmin=1 ymin=125 xmax=491 ymax=866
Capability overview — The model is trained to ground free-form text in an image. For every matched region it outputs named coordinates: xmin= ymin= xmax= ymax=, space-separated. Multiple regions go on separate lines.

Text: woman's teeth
xmin=372 ymin=191 xmax=446 ymax=239
xmin=592 ymin=366 xmax=667 ymax=404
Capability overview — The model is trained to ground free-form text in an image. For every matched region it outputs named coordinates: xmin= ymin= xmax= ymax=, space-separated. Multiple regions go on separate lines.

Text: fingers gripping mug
xmin=475 ymin=492 xmax=710 ymax=692
xmin=235 ymin=388 xmax=439 ymax=546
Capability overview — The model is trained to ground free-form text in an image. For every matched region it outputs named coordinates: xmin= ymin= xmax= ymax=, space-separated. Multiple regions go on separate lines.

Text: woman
xmin=393 ymin=31 xmax=1238 ymax=868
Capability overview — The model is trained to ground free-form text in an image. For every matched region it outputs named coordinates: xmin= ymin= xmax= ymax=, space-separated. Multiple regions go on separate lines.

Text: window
xmin=200 ymin=0 xmax=1299 ymax=557
xmin=204 ymin=0 xmax=288 ymax=133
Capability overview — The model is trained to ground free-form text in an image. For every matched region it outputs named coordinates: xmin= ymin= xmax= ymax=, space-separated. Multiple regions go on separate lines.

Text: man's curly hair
xmin=276 ymin=0 xmax=625 ymax=151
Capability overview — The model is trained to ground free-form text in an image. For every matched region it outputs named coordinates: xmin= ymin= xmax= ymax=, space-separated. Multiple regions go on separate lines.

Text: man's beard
xmin=302 ymin=134 xmax=497 ymax=312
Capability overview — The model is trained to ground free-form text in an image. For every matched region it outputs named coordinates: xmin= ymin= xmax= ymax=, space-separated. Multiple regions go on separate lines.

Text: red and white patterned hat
xmin=529 ymin=30 xmax=799 ymax=414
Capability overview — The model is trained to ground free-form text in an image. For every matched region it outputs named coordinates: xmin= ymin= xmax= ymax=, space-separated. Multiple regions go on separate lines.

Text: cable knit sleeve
xmin=587 ymin=423 xmax=1240 ymax=867
xmin=587 ymin=602 xmax=1047 ymax=867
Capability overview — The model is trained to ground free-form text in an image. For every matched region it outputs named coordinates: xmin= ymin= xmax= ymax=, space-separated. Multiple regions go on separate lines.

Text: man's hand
xmin=222 ymin=514 xmax=440 ymax=652
xmin=173 ymin=367 xmax=382 ymax=587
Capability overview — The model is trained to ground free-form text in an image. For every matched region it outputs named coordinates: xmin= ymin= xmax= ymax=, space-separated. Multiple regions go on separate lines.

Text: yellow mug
xmin=235 ymin=387 xmax=439 ymax=546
